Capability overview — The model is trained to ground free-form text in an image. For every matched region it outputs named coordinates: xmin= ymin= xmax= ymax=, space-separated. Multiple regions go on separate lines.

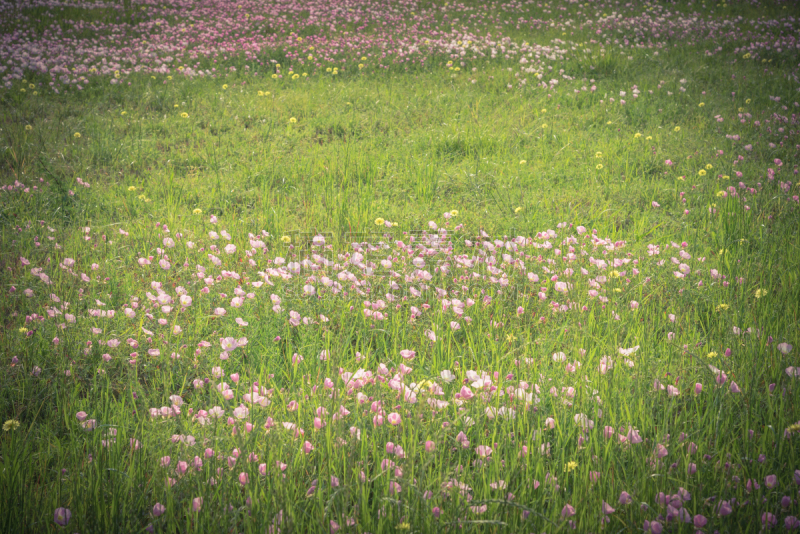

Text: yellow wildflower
xmin=3 ymin=420 xmax=20 ymax=432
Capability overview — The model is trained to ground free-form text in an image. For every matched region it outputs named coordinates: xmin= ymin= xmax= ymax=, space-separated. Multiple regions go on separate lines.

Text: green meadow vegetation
xmin=1 ymin=0 xmax=799 ymax=532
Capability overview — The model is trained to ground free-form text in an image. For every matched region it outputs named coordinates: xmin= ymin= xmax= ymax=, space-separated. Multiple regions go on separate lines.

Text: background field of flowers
xmin=1 ymin=0 xmax=799 ymax=532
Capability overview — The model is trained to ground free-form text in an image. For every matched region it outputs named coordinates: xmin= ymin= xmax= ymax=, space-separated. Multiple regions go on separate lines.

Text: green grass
xmin=1 ymin=1 xmax=799 ymax=533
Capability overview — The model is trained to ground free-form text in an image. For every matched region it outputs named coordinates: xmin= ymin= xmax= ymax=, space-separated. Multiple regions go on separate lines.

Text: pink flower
xmin=763 ymin=512 xmax=777 ymax=528
xmin=238 ymin=472 xmax=249 ymax=485
xmin=303 ymin=441 xmax=314 ymax=454
xmin=192 ymin=497 xmax=203 ymax=512
xmin=475 ymin=445 xmax=493 ymax=458
xmin=159 ymin=456 xmax=171 ymax=467
xmin=425 ymin=440 xmax=435 ymax=452
xmin=175 ymin=461 xmax=188 ymax=476
xmin=76 ymin=411 xmax=88 ymax=422
xmin=765 ymin=474 xmax=778 ymax=488
xmin=778 ymin=343 xmax=793 ymax=355
xmin=561 ymin=504 xmax=576 ymax=518
xmin=54 ymin=508 xmax=71 ymax=526
xmin=730 ymin=381 xmax=741 ymax=393
xmin=619 ymin=491 xmax=633 ymax=504
xmin=602 ymin=501 xmax=615 ymax=514
xmin=387 ymin=412 xmax=402 ymax=426
xmin=400 ymin=349 xmax=416 ymax=360
xmin=652 ymin=201 xmax=660 ymax=208
xmin=152 ymin=503 xmax=166 ymax=517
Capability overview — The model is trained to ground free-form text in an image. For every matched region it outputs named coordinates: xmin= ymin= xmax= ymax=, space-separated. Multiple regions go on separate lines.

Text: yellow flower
xmin=3 ymin=420 xmax=20 ymax=432
xmin=450 ymin=210 xmax=458 ymax=216
xmin=358 ymin=64 xmax=364 ymax=69
xmin=738 ymin=107 xmax=744 ymax=113
xmin=167 ymin=76 xmax=172 ymax=81
xmin=193 ymin=208 xmax=202 ymax=214
xmin=121 ymin=111 xmax=127 ymax=116
xmin=280 ymin=235 xmax=291 ymax=243
xmin=715 ymin=304 xmax=729 ymax=312
xmin=222 ymin=84 xmax=228 ymax=90
xmin=289 ymin=117 xmax=297 ymax=124
xmin=541 ymin=123 xmax=548 ymax=129
xmin=646 ymin=136 xmax=653 ymax=140
xmin=698 ymin=102 xmax=705 ymax=107
xmin=706 ymin=164 xmax=713 ymax=170
xmin=25 ymin=125 xmax=33 ymax=131
xmin=181 ymin=112 xmax=189 ymax=118
xmin=606 ymin=121 xmax=612 ymax=125
xmin=265 ymin=91 xmax=271 ymax=96
xmin=276 ymin=64 xmax=281 ymax=69
xmin=29 ymin=83 xmax=35 ymax=89
xmin=742 ymin=53 xmax=751 ymax=59
xmin=506 ymin=333 xmax=517 ymax=343
xmin=397 ymin=523 xmax=410 ymax=531
xmin=595 ymin=152 xmax=602 ymax=158
xmin=707 ymin=351 xmax=718 ymax=358
xmin=596 ymin=164 xmax=603 ymax=170
xmin=540 ymin=108 xmax=547 ymax=113
xmin=19 ymin=327 xmax=28 ymax=333
xmin=302 ymin=73 xmax=308 ymax=77
xmin=258 ymin=90 xmax=264 ymax=96
xmin=308 ymin=55 xmax=313 ymax=60
xmin=565 ymin=461 xmax=578 ymax=472
xmin=271 ymin=74 xmax=278 ymax=79
xmin=716 ymin=191 xmax=726 ymax=197
xmin=755 ymin=289 xmax=765 ymax=299
xmin=374 ymin=218 xmax=385 ymax=226
xmin=174 ymin=104 xmax=179 ymax=108
xmin=74 ymin=132 xmax=81 ymax=139
xmin=326 ymin=67 xmax=332 ymax=72
xmin=698 ymin=170 xmax=706 ymax=176
xmin=722 ymin=175 xmax=730 ymax=180
xmin=674 ymin=126 xmax=681 ymax=132
xmin=519 ymin=159 xmax=527 ymax=165
xmin=745 ymin=98 xmax=751 ymax=104
xmin=128 ymin=186 xmax=136 ymax=191
xmin=292 ymin=74 xmax=299 ymax=80
xmin=514 ymin=207 xmax=522 ymax=213
xmin=610 ymin=270 xmax=620 ymax=278
xmin=634 ymin=132 xmax=642 ymax=138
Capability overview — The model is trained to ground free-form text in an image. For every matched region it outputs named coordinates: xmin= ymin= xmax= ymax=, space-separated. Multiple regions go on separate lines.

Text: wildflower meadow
xmin=1 ymin=0 xmax=799 ymax=532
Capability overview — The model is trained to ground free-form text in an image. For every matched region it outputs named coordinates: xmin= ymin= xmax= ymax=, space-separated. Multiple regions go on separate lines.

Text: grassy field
xmin=1 ymin=0 xmax=799 ymax=532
